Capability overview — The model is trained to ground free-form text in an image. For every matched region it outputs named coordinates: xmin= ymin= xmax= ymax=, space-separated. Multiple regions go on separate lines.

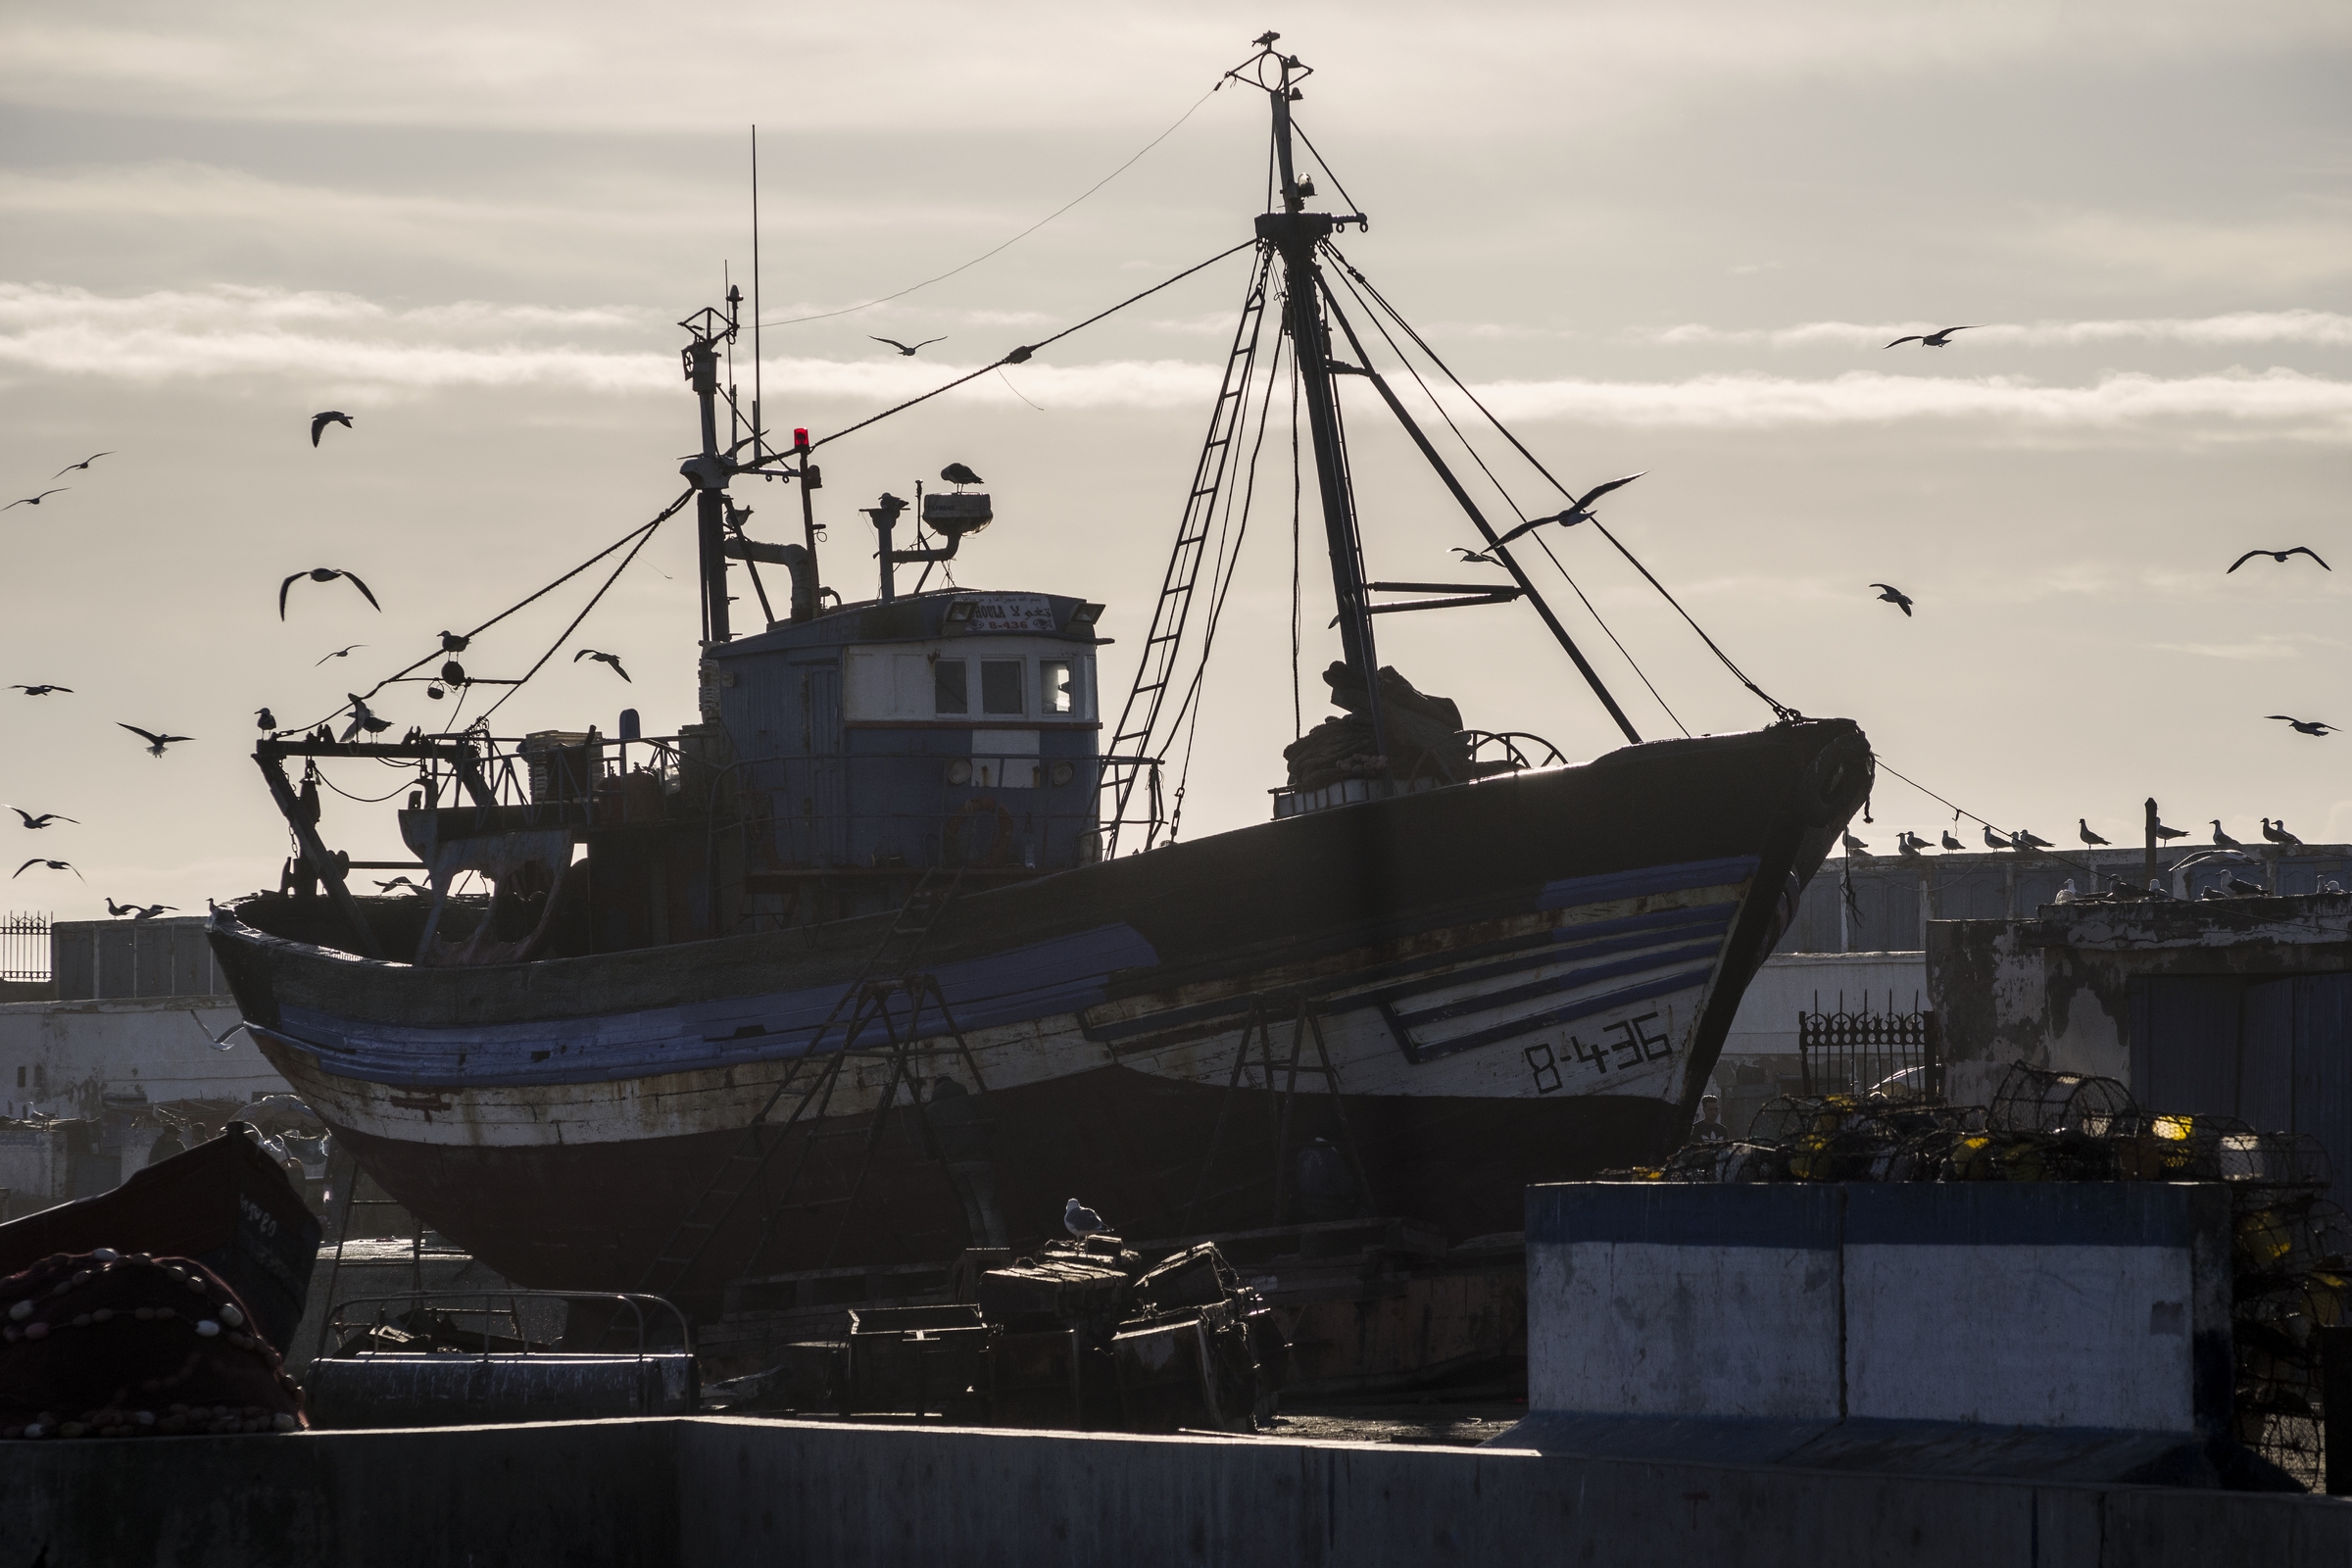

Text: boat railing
xmin=323 ymin=1289 xmax=694 ymax=1360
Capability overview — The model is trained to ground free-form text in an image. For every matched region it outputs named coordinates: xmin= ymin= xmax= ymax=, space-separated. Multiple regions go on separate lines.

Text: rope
xmin=1326 ymin=244 xmax=1799 ymax=724
xmin=759 ymin=83 xmax=1222 ymax=330
xmin=480 ymin=514 xmax=670 ymax=722
xmin=1869 ymin=756 xmax=2108 ymax=883
xmin=1289 ymin=348 xmax=1303 ymax=743
xmin=1323 ymin=260 xmax=1690 ymax=738
xmin=809 ymin=240 xmax=1259 ymax=452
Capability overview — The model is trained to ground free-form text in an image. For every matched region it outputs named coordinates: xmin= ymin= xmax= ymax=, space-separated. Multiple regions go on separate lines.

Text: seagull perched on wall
xmin=1491 ymin=473 xmax=1645 ymax=548
xmin=2267 ymin=715 xmax=2335 ymax=737
xmin=2079 ymin=819 xmax=2110 ymax=849
xmin=1940 ymin=829 xmax=1965 ymax=852
xmin=2211 ymin=820 xmax=2242 ymax=850
xmin=1895 ymin=831 xmax=1928 ymax=858
xmin=2011 ymin=829 xmax=2052 ymax=852
xmin=119 ymin=724 xmax=192 ymax=758
xmin=9 ymin=808 xmax=76 ymax=829
xmin=1983 ymin=823 xmax=2010 ymax=851
xmin=1884 ymin=326 xmax=1980 ymax=348
xmin=280 ymin=567 xmax=379 ymax=619
xmin=2152 ymin=817 xmax=2189 ymax=843
xmin=1869 ymin=583 xmax=1914 ymax=616
xmin=1841 ymin=831 xmax=1870 ymax=855
xmin=2228 ymin=547 xmax=2329 ymax=574
xmin=310 ymin=411 xmax=353 ymax=446
xmin=2227 ymin=876 xmax=2268 ymax=898
xmin=14 ymin=858 xmax=80 ymax=880
xmin=939 ymin=463 xmax=984 ymax=489
xmin=1063 ymin=1198 xmax=1109 ymax=1239
xmin=573 ymin=649 xmax=631 ymax=682
xmin=870 ymin=335 xmax=945 ymax=357
xmin=2263 ymin=818 xmax=2304 ymax=850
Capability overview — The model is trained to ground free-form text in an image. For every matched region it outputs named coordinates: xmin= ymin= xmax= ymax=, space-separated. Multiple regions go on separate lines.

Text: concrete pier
xmin=6 ymin=1415 xmax=2350 ymax=1566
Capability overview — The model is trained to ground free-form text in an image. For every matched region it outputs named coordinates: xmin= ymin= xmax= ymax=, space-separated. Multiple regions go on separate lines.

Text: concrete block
xmin=1525 ymin=1182 xmax=1841 ymax=1421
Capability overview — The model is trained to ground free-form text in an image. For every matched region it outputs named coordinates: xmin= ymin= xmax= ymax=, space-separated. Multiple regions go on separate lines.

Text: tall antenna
xmin=752 ymin=125 xmax=764 ymax=463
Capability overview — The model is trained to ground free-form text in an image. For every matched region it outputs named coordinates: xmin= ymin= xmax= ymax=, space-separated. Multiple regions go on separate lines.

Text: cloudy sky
xmin=2 ymin=0 xmax=2348 ymax=923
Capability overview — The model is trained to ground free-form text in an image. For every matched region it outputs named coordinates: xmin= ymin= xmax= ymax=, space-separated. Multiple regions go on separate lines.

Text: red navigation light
xmin=792 ymin=427 xmax=809 ymax=451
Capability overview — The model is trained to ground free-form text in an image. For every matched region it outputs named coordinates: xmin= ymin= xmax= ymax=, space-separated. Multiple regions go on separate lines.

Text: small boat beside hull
xmin=214 ymin=719 xmax=1871 ymax=1298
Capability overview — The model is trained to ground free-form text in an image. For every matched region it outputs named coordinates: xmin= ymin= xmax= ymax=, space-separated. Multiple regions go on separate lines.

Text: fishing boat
xmin=209 ymin=39 xmax=1871 ymax=1306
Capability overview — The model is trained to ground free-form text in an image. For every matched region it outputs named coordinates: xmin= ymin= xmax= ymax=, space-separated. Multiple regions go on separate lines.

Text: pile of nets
xmin=1631 ymin=1060 xmax=2345 ymax=1486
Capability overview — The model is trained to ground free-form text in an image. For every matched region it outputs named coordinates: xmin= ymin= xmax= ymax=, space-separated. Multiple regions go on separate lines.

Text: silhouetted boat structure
xmin=209 ymin=39 xmax=1872 ymax=1309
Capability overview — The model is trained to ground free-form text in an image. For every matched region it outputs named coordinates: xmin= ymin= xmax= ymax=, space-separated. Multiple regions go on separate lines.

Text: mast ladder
xmin=633 ymin=867 xmax=972 ymax=1300
xmin=1180 ymin=991 xmax=1374 ymax=1233
xmin=1101 ymin=246 xmax=1276 ymax=856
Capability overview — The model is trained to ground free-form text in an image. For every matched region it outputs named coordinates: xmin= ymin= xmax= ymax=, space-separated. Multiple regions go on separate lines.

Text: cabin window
xmin=981 ymin=660 xmax=1025 ymax=715
xmin=1041 ymin=660 xmax=1076 ymax=716
xmin=934 ymin=660 xmax=969 ymax=715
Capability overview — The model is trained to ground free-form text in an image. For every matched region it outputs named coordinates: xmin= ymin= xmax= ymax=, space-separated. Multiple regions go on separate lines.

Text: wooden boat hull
xmin=212 ymin=720 xmax=1871 ymax=1299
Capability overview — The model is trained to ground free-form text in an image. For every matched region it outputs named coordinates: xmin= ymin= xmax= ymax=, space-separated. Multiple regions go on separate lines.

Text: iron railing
xmin=1796 ymin=992 xmax=1939 ymax=1101
xmin=1 ymin=911 xmax=48 ymax=982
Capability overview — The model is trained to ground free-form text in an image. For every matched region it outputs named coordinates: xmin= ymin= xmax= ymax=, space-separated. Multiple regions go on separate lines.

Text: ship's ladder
xmin=1101 ymin=246 xmax=1276 ymax=855
xmin=1181 ymin=990 xmax=1376 ymax=1233
xmin=634 ymin=867 xmax=991 ymax=1299
xmin=304 ymin=1145 xmax=429 ymax=1362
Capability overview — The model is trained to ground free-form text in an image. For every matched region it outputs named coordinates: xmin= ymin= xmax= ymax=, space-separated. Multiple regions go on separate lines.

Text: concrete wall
xmin=4 ymin=1415 xmax=2351 ymax=1567
xmin=1927 ymin=892 xmax=2352 ymax=1107
xmin=1527 ymin=1182 xmax=2233 ymax=1440
xmin=50 ymin=916 xmax=225 ymax=1001
xmin=0 ymin=995 xmax=287 ymax=1124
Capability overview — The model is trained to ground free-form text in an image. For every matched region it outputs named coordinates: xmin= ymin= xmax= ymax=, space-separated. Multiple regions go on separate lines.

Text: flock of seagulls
xmin=1849 ymin=809 xmax=2311 ymax=866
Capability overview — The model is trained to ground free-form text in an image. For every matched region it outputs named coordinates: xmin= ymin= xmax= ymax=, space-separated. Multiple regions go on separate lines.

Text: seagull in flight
xmin=2268 ymin=715 xmax=2335 ymax=736
xmin=871 ymin=336 xmax=946 ymax=357
xmin=14 ymin=858 xmax=81 ymax=880
xmin=1869 ymin=583 xmax=1914 ymax=616
xmin=106 ymin=899 xmax=175 ymax=919
xmin=1063 ymin=1197 xmax=1109 ymax=1239
xmin=573 ymin=649 xmax=631 ymax=682
xmin=338 ymin=694 xmax=392 ymax=742
xmin=2079 ymin=819 xmax=2110 ymax=848
xmin=1449 ymin=547 xmax=1498 ymax=564
xmin=9 ymin=808 xmax=77 ymax=829
xmin=2228 ymin=547 xmax=2329 ymax=573
xmin=119 ymin=724 xmax=193 ymax=758
xmin=280 ymin=567 xmax=380 ymax=619
xmin=1885 ymin=326 xmax=1980 ymax=348
xmin=5 ymin=489 xmax=66 ymax=510
xmin=373 ymin=875 xmax=425 ymax=894
xmin=10 ymin=684 xmax=71 ymax=696
xmin=939 ymin=463 xmax=984 ymax=488
xmin=1492 ymin=473 xmax=1645 ymax=548
xmin=311 ymin=411 xmax=354 ymax=446
xmin=51 ymin=453 xmax=113 ymax=477
xmin=315 ymin=644 xmax=367 ymax=665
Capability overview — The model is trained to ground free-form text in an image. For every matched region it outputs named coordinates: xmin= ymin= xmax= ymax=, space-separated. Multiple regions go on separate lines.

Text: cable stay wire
xmin=759 ymin=83 xmax=1223 ymax=330
xmin=1321 ymin=260 xmax=1690 ymax=738
xmin=287 ymin=489 xmax=693 ymax=738
xmin=808 ymin=239 xmax=1258 ymax=453
xmin=1325 ymin=243 xmax=1800 ymax=725
xmin=1870 ymin=756 xmax=2113 ymax=885
xmin=480 ymin=516 xmax=672 ymax=723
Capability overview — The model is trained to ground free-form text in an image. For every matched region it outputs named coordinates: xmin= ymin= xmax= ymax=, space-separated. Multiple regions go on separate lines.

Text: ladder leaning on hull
xmin=1181 ymin=991 xmax=1376 ymax=1235
xmin=633 ymin=867 xmax=996 ymax=1301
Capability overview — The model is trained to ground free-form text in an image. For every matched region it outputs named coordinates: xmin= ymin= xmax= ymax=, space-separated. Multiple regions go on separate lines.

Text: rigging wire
xmin=314 ymin=772 xmax=416 ymax=805
xmin=1321 ymin=261 xmax=1690 ymax=737
xmin=759 ymin=83 xmax=1222 ymax=330
xmin=1325 ymin=244 xmax=1799 ymax=724
xmin=480 ymin=515 xmax=671 ymax=723
xmin=1290 ymin=123 xmax=1366 ymax=223
xmin=1289 ymin=345 xmax=1304 ymax=742
xmin=808 ymin=239 xmax=1257 ymax=453
xmin=1869 ymin=756 xmax=2110 ymax=884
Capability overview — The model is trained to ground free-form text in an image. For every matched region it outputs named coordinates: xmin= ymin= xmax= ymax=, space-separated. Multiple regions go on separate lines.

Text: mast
xmin=680 ymin=297 xmax=739 ymax=645
xmin=1253 ymin=49 xmax=1387 ymax=760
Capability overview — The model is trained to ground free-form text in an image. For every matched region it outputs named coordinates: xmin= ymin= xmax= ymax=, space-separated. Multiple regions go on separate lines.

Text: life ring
xmin=946 ymin=796 xmax=1016 ymax=867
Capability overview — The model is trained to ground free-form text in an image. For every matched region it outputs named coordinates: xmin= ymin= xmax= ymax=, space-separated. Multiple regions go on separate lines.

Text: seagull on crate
xmin=1869 ymin=583 xmax=1914 ymax=616
xmin=119 ymin=724 xmax=192 ymax=758
xmin=9 ymin=808 xmax=76 ymax=830
xmin=2079 ymin=819 xmax=2110 ymax=849
xmin=1840 ymin=831 xmax=1870 ymax=855
xmin=1884 ymin=326 xmax=1981 ymax=348
xmin=2267 ymin=715 xmax=2335 ymax=737
xmin=10 ymin=684 xmax=71 ymax=696
xmin=13 ymin=858 xmax=80 ymax=880
xmin=573 ymin=649 xmax=632 ymax=682
xmin=870 ymin=335 xmax=946 ymax=357
xmin=1063 ymin=1198 xmax=1109 ymax=1240
xmin=51 ymin=453 xmax=113 ymax=477
xmin=939 ymin=463 xmax=984 ymax=489
xmin=1492 ymin=473 xmax=1645 ymax=548
xmin=106 ymin=899 xmax=174 ymax=919
xmin=280 ymin=567 xmax=379 ymax=619
xmin=310 ymin=411 xmax=353 ymax=446
xmin=2228 ymin=547 xmax=2329 ymax=574
xmin=1939 ymin=829 xmax=1965 ymax=852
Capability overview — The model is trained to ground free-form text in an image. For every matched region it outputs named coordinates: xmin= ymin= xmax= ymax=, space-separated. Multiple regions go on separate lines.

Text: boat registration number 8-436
xmin=1523 ymin=1010 xmax=1673 ymax=1094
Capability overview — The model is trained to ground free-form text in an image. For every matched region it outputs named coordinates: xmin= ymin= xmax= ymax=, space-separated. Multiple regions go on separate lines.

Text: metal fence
xmin=1 ymin=911 xmax=48 ymax=983
xmin=1796 ymin=992 xmax=1940 ymax=1100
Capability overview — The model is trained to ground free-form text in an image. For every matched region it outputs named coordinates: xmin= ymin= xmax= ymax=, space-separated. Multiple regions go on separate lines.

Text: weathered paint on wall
xmin=0 ymin=995 xmax=289 ymax=1121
